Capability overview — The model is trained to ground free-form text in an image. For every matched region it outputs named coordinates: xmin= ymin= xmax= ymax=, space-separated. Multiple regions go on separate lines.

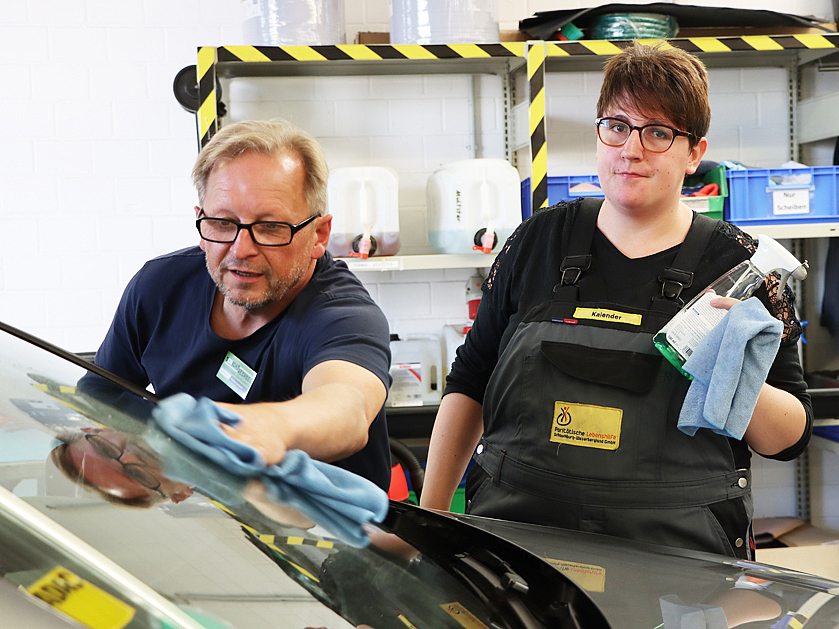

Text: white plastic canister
xmin=426 ymin=158 xmax=521 ymax=255
xmin=387 ymin=334 xmax=443 ymax=407
xmin=327 ymin=167 xmax=400 ymax=258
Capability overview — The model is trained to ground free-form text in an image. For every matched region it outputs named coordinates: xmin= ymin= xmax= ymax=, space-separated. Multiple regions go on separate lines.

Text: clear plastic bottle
xmin=654 ymin=234 xmax=807 ymax=377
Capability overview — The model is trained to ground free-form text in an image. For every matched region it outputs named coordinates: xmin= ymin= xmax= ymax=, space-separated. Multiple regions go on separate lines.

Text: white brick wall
xmin=2 ymin=0 xmax=838 ymax=528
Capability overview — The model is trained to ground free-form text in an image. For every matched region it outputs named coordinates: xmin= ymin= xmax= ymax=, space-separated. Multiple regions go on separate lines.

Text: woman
xmin=420 ymin=42 xmax=812 ymax=559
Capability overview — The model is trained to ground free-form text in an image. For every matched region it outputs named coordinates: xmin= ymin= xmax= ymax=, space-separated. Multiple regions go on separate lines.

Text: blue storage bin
xmin=725 ymin=166 xmax=839 ymax=226
xmin=521 ymin=175 xmax=603 ymax=218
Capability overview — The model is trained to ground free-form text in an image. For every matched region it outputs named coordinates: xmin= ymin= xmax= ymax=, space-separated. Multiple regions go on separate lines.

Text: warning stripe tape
xmin=196 ymin=35 xmax=839 ymax=149
xmin=528 ymin=42 xmax=548 ymax=213
xmin=543 ymin=33 xmax=839 ymax=57
xmin=216 ymin=42 xmax=525 ymax=63
xmin=197 ymin=46 xmax=218 ymax=146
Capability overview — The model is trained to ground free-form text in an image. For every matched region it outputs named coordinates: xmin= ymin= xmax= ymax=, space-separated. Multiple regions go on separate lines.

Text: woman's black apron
xmin=469 ymin=199 xmax=753 ymax=559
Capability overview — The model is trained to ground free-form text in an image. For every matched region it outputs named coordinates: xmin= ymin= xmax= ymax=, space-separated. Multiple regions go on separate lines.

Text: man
xmin=89 ymin=119 xmax=392 ymax=490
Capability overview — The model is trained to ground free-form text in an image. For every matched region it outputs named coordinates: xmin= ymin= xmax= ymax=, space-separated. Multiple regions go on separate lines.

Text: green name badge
xmin=216 ymin=352 xmax=256 ymax=400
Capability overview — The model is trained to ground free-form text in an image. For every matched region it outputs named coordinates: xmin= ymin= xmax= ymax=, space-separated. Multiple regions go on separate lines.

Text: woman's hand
xmin=709 ymin=296 xmax=741 ymax=311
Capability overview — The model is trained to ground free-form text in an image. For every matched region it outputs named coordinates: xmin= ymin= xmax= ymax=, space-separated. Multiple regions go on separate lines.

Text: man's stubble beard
xmin=206 ymin=254 xmax=309 ymax=312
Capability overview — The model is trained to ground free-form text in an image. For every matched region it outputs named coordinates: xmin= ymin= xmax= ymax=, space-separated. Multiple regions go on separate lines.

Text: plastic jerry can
xmin=426 ymin=158 xmax=521 ymax=255
xmin=443 ymin=323 xmax=471 ymax=377
xmin=327 ymin=166 xmax=400 ymax=258
xmin=386 ymin=334 xmax=443 ymax=407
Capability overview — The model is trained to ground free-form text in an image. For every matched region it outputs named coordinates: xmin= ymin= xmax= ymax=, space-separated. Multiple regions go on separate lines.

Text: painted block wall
xmin=1 ymin=0 xmax=838 ymax=530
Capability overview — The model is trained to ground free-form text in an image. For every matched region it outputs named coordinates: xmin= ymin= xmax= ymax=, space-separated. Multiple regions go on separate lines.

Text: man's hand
xmin=216 ymin=360 xmax=386 ymax=466
xmin=217 ymin=402 xmax=290 ymax=466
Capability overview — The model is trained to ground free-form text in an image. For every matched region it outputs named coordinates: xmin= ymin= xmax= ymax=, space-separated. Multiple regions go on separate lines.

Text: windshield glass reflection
xmin=0 ymin=326 xmax=552 ymax=629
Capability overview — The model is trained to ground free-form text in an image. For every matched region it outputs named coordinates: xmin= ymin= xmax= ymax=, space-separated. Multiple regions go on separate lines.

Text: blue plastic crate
xmin=521 ymin=172 xmax=725 ymax=219
xmin=725 ymin=166 xmax=839 ymax=226
xmin=521 ymin=175 xmax=603 ymax=218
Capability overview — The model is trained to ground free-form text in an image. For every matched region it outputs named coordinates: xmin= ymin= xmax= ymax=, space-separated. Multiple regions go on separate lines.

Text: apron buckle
xmin=559 ymin=254 xmax=592 ymax=286
xmin=659 ymin=267 xmax=694 ymax=304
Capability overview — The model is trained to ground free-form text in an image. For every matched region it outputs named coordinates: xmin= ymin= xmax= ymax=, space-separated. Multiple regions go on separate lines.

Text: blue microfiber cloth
xmin=150 ymin=393 xmax=389 ymax=547
xmin=678 ymin=297 xmax=783 ymax=439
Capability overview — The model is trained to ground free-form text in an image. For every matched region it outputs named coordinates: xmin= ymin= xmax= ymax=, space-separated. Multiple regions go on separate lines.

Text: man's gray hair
xmin=191 ymin=118 xmax=328 ymax=217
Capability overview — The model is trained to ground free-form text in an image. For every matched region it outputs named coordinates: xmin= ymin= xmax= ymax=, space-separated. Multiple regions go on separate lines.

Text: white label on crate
xmin=682 ymin=196 xmax=711 ymax=213
xmin=772 ymin=188 xmax=810 ymax=215
xmin=388 ymin=362 xmax=423 ymax=407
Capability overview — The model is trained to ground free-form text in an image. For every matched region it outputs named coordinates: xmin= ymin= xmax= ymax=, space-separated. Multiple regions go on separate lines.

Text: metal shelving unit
xmin=189 ymin=40 xmax=839 ymax=516
xmin=337 ymin=252 xmax=497 ymax=272
xmin=191 ymin=36 xmax=839 ymax=272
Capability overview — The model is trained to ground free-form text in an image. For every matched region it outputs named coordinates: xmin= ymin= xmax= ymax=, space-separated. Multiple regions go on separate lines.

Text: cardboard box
xmin=355 ymin=30 xmax=528 ymax=44
xmin=754 ymin=518 xmax=839 ymax=582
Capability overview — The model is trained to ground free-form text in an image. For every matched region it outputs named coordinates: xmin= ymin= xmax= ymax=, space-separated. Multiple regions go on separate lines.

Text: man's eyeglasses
xmin=196 ymin=214 xmax=320 ymax=247
xmin=84 ymin=434 xmax=164 ymax=496
xmin=595 ymin=117 xmax=697 ymax=154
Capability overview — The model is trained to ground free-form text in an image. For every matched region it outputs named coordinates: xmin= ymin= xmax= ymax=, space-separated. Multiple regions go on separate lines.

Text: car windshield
xmin=0 ymin=322 xmax=605 ymax=629
xmin=3 ymin=322 xmax=839 ymax=629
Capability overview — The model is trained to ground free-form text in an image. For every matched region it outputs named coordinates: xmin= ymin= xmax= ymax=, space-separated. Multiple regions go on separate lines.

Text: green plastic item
xmin=407 ymin=487 xmax=466 ymax=513
xmin=559 ymin=22 xmax=584 ymax=41
xmin=682 ymin=164 xmax=728 ymax=221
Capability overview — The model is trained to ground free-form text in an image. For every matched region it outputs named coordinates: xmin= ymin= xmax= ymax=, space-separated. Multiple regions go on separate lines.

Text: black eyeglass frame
xmin=594 ymin=117 xmax=698 ymax=153
xmin=196 ymin=213 xmax=321 ymax=247
xmin=84 ymin=433 xmax=165 ymax=496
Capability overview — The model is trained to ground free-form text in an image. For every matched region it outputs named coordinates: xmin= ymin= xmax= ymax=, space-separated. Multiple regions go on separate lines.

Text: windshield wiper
xmin=451 ymin=549 xmax=543 ymax=629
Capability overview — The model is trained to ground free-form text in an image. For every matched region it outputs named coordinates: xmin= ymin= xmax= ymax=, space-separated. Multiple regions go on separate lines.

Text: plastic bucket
xmin=242 ymin=0 xmax=346 ymax=46
xmin=390 ymin=0 xmax=499 ymax=45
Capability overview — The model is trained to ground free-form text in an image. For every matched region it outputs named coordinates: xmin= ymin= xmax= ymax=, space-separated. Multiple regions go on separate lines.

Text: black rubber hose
xmin=389 ymin=438 xmax=424 ymax=499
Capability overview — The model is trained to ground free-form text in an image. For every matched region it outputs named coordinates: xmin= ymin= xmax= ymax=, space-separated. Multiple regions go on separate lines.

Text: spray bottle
xmin=653 ymin=234 xmax=808 ymax=378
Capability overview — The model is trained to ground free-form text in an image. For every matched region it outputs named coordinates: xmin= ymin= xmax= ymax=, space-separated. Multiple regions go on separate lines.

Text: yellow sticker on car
xmin=550 ymin=401 xmax=621 ymax=450
xmin=441 ymin=602 xmax=490 ymax=629
xmin=573 ymin=307 xmax=642 ymax=326
xmin=545 ymin=558 xmax=606 ymax=592
xmin=27 ymin=566 xmax=135 ymax=629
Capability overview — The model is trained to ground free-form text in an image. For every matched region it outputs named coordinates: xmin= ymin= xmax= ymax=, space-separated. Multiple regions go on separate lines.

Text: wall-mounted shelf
xmin=741 ymin=222 xmax=839 ymax=240
xmin=337 ymin=253 xmax=497 ymax=272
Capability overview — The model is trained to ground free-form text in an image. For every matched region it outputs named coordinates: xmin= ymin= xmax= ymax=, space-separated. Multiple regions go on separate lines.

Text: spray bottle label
xmin=664 ymin=292 xmax=727 ymax=359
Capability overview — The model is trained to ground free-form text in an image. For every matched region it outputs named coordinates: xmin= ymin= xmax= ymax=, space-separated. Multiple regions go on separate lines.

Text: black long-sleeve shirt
xmin=446 ymin=199 xmax=813 ymax=462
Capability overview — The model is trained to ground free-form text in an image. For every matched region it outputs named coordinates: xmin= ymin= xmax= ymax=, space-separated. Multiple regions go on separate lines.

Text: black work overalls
xmin=469 ymin=200 xmax=753 ymax=559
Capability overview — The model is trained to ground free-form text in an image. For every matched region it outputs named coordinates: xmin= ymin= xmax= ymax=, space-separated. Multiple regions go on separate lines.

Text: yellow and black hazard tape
xmin=528 ymin=42 xmax=548 ymax=214
xmin=216 ymin=42 xmax=525 ymax=63
xmin=197 ymin=34 xmax=839 ymax=149
xmin=197 ymin=47 xmax=218 ymax=147
xmin=543 ymin=33 xmax=839 ymax=57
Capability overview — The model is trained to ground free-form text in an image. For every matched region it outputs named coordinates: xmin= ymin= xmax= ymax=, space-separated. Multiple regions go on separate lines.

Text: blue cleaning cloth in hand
xmin=151 ymin=393 xmax=389 ymax=547
xmin=678 ymin=297 xmax=783 ymax=439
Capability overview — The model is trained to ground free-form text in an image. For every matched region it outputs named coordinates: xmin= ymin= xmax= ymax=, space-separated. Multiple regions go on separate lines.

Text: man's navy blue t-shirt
xmin=93 ymin=246 xmax=392 ymax=490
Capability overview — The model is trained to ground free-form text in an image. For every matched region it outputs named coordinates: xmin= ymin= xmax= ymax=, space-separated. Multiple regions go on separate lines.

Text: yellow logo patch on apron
xmin=551 ymin=401 xmax=621 ymax=450
xmin=573 ymin=307 xmax=642 ymax=326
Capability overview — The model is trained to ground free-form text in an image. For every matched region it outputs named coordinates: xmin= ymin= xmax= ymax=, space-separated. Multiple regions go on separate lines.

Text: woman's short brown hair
xmin=597 ymin=41 xmax=710 ymax=146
